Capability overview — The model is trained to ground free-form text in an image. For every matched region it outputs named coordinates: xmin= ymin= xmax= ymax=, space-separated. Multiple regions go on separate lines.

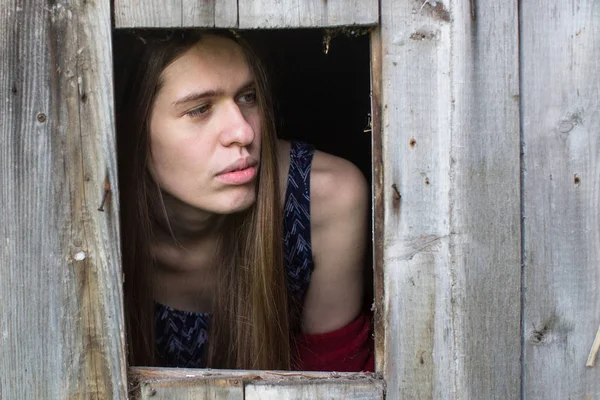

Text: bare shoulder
xmin=310 ymin=149 xmax=369 ymax=228
xmin=303 ymin=149 xmax=370 ymax=334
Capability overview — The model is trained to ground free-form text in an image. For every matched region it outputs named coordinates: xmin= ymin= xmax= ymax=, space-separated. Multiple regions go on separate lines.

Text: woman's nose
xmin=219 ymin=101 xmax=256 ymax=147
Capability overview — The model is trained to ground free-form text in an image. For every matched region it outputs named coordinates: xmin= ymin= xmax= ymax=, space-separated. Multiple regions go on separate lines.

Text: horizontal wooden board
xmin=114 ymin=0 xmax=237 ymax=28
xmin=139 ymin=380 xmax=243 ymax=400
xmin=245 ymin=380 xmax=384 ymax=399
xmin=238 ymin=0 xmax=378 ymax=28
xmin=131 ymin=368 xmax=382 ymax=400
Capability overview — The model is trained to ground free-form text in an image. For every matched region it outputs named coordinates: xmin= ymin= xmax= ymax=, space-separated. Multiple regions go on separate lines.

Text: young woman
xmin=114 ymin=30 xmax=372 ymax=371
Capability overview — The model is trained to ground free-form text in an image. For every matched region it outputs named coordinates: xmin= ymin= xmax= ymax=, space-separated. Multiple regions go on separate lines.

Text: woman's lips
xmin=215 ymin=165 xmax=257 ymax=185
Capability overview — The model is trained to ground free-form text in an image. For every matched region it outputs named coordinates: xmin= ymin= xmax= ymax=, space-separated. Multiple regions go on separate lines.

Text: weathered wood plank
xmin=0 ymin=0 xmax=127 ymax=398
xmin=139 ymin=380 xmax=243 ymax=400
xmin=238 ymin=0 xmax=377 ymax=28
xmin=380 ymin=2 xmax=453 ymax=396
xmin=521 ymin=0 xmax=600 ymax=397
xmin=370 ymin=27 xmax=385 ymax=374
xmin=131 ymin=368 xmax=382 ymax=400
xmin=448 ymin=0 xmax=522 ymax=397
xmin=114 ymin=0 xmax=237 ymax=28
xmin=380 ymin=0 xmax=521 ymax=398
xmin=245 ymin=380 xmax=384 ymax=400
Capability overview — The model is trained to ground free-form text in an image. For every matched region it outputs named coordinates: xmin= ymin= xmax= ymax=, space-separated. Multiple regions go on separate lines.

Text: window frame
xmin=124 ymin=26 xmax=385 ymax=399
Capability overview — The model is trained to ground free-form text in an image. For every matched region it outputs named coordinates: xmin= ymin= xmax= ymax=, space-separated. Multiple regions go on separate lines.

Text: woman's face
xmin=149 ymin=35 xmax=262 ymax=215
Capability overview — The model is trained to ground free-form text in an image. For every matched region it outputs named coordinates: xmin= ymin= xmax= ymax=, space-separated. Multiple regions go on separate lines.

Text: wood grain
xmin=0 ymin=0 xmax=127 ymax=398
xmin=245 ymin=380 xmax=384 ymax=399
xmin=131 ymin=368 xmax=382 ymax=399
xmin=379 ymin=0 xmax=521 ymax=398
xmin=370 ymin=27 xmax=385 ymax=374
xmin=380 ymin=1 xmax=453 ymax=397
xmin=449 ymin=0 xmax=522 ymax=397
xmin=114 ymin=0 xmax=237 ymax=28
xmin=140 ymin=379 xmax=243 ymax=400
xmin=238 ymin=0 xmax=378 ymax=28
xmin=521 ymin=0 xmax=600 ymax=397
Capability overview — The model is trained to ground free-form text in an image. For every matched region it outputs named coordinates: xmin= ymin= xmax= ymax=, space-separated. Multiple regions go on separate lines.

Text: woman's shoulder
xmin=280 ymin=140 xmax=368 ymax=334
xmin=309 ymin=147 xmax=369 ymax=228
xmin=276 ymin=139 xmax=368 ymax=218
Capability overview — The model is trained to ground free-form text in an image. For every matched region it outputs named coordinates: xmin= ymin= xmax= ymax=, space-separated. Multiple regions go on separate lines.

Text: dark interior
xmin=245 ymin=29 xmax=373 ymax=308
xmin=244 ymin=29 xmax=372 ymax=183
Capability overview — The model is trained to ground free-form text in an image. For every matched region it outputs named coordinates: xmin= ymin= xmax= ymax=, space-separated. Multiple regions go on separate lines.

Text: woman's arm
xmin=302 ymin=150 xmax=370 ymax=334
xmin=294 ymin=149 xmax=372 ymax=371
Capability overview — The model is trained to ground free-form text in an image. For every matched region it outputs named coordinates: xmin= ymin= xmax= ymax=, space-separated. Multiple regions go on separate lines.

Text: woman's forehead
xmin=163 ymin=35 xmax=249 ymax=78
xmin=159 ymin=35 xmax=253 ymax=94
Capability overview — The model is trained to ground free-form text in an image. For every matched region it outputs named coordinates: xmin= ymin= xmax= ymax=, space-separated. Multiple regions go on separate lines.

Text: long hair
xmin=113 ymin=29 xmax=290 ymax=369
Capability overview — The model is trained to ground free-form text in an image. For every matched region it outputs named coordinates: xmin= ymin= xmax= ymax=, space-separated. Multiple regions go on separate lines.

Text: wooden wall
xmin=0 ymin=0 xmax=127 ymax=399
xmin=521 ymin=0 xmax=600 ymax=397
xmin=1 ymin=0 xmax=598 ymax=398
xmin=379 ymin=0 xmax=522 ymax=398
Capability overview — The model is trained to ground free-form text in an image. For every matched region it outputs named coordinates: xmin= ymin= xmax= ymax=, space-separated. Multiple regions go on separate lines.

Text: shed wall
xmin=2 ymin=0 xmax=599 ymax=398
xmin=1 ymin=0 xmax=127 ymax=399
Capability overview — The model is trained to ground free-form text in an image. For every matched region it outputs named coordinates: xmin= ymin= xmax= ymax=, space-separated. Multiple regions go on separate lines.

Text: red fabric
xmin=294 ymin=313 xmax=374 ymax=372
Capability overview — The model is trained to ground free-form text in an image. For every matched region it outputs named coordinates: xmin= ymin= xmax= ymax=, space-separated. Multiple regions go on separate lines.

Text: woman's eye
xmin=186 ymin=104 xmax=211 ymax=118
xmin=238 ymin=91 xmax=257 ymax=104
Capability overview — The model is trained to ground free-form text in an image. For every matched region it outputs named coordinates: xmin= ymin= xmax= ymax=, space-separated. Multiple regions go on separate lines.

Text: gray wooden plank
xmin=521 ymin=0 xmax=600 ymax=398
xmin=379 ymin=2 xmax=454 ymax=396
xmin=131 ymin=368 xmax=381 ymax=400
xmin=0 ymin=0 xmax=127 ymax=398
xmin=238 ymin=0 xmax=377 ymax=28
xmin=114 ymin=0 xmax=237 ymax=28
xmin=137 ymin=379 xmax=382 ymax=400
xmin=245 ymin=380 xmax=384 ymax=400
xmin=380 ymin=0 xmax=521 ymax=398
xmin=448 ymin=0 xmax=522 ymax=397
xmin=139 ymin=380 xmax=243 ymax=400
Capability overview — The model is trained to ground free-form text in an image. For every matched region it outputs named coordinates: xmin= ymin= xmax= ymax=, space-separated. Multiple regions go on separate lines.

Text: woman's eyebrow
xmin=172 ymin=89 xmax=224 ymax=107
xmin=236 ymin=80 xmax=256 ymax=94
xmin=172 ymin=80 xmax=256 ymax=107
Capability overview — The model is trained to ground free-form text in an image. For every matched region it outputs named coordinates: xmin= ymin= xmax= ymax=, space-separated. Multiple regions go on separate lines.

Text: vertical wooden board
xmin=379 ymin=0 xmax=454 ymax=398
xmin=449 ymin=0 xmax=521 ymax=398
xmin=114 ymin=0 xmax=237 ymax=28
xmin=114 ymin=0 xmax=181 ymax=27
xmin=380 ymin=0 xmax=521 ymax=398
xmin=0 ymin=0 xmax=127 ymax=399
xmin=212 ymin=0 xmax=238 ymax=27
xmin=139 ymin=380 xmax=243 ymax=400
xmin=521 ymin=0 xmax=600 ymax=398
xmin=245 ymin=381 xmax=384 ymax=400
xmin=369 ymin=27 xmax=385 ymax=374
xmin=238 ymin=0 xmax=377 ymax=28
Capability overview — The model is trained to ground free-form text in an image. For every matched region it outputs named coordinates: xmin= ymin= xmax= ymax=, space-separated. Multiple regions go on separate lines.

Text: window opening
xmin=112 ymin=27 xmax=374 ymax=371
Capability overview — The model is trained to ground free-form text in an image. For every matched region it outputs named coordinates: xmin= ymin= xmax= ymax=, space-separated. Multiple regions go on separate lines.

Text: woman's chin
xmin=213 ymin=192 xmax=257 ymax=215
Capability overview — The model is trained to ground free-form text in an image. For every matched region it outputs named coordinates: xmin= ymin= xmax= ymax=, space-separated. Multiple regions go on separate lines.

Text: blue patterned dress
xmin=154 ymin=141 xmax=316 ymax=368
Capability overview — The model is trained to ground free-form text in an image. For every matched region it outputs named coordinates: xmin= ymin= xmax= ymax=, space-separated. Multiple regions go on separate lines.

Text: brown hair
xmin=113 ymin=30 xmax=291 ymax=369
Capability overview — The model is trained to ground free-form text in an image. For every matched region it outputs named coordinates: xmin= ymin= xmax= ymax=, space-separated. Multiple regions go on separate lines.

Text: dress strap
xmin=283 ymin=141 xmax=316 ymax=310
